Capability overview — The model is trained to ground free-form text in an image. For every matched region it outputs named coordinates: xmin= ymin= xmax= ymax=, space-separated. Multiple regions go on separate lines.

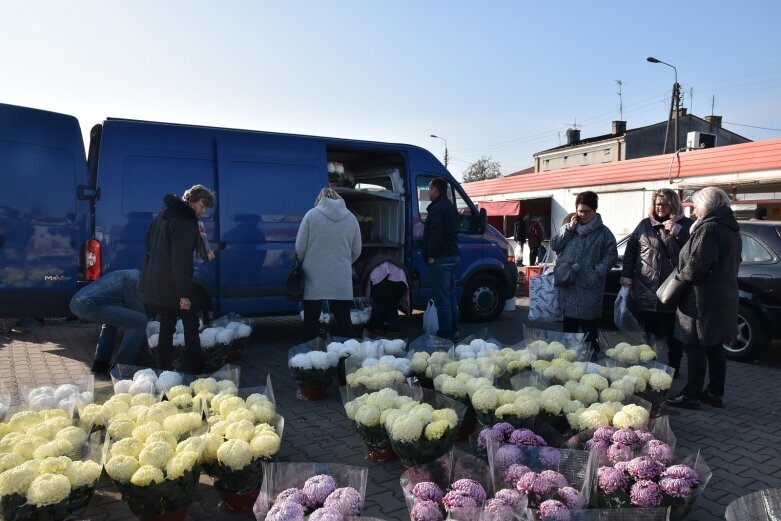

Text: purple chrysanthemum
xmin=509 ymin=428 xmax=545 ymax=446
xmin=538 ymin=499 xmax=571 ymax=521
xmin=302 ymin=474 xmax=338 ymax=508
xmin=484 ymin=499 xmax=515 ymax=521
xmin=557 ymin=486 xmax=586 ymax=509
xmin=516 ymin=471 xmax=553 ymax=498
xmin=592 ymin=426 xmax=616 ymax=442
xmin=659 ymin=477 xmax=693 ymax=498
xmin=323 ymin=487 xmax=363 ymax=516
xmin=662 ymin=464 xmax=700 ymax=486
xmin=612 ymin=428 xmax=640 ymax=446
xmin=451 ymin=478 xmax=486 ymax=505
xmin=635 ymin=430 xmax=655 ymax=443
xmin=307 ymin=507 xmax=343 ymax=521
xmin=539 ymin=446 xmax=562 ymax=467
xmin=614 ymin=461 xmax=629 ymax=472
xmin=495 ymin=488 xmax=524 ymax=507
xmin=265 ymin=499 xmax=305 ymax=521
xmin=584 ymin=439 xmax=610 ymax=459
xmin=478 ymin=427 xmax=506 ymax=449
xmin=442 ymin=490 xmax=478 ymax=514
xmin=626 ymin=456 xmax=666 ymax=480
xmin=607 ymin=442 xmax=633 ymax=463
xmin=643 ymin=439 xmax=673 ymax=463
xmin=410 ymin=499 xmax=444 ymax=521
xmin=493 ymin=422 xmax=516 ymax=438
xmin=597 ymin=466 xmax=628 ymax=495
xmin=495 ymin=444 xmax=524 ymax=468
xmin=504 ymin=464 xmax=531 ymax=487
xmin=540 ymin=470 xmax=568 ymax=489
xmin=629 ymin=480 xmax=663 ymax=508
xmin=411 ymin=482 xmax=444 ymax=503
xmin=275 ymin=488 xmax=306 ymax=505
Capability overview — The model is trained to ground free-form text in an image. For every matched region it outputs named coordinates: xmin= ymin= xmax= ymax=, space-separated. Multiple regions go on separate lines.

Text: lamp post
xmin=647 ymin=56 xmax=680 ymax=154
xmin=430 ymin=134 xmax=449 ymax=168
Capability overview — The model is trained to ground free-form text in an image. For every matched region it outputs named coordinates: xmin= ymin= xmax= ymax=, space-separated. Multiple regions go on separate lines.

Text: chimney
xmin=673 ymin=107 xmax=688 ymax=119
xmin=566 ymin=128 xmax=580 ymax=145
xmin=704 ymin=115 xmax=722 ymax=129
xmin=612 ymin=120 xmax=627 ymax=135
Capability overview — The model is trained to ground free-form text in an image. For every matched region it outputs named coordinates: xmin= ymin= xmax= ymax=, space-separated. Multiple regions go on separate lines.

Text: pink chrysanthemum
xmin=584 ymin=439 xmax=610 ymax=459
xmin=307 ymin=507 xmax=343 ymax=521
xmin=643 ymin=439 xmax=673 ymax=463
xmin=662 ymin=464 xmax=700 ymax=485
xmin=539 ymin=447 xmax=562 ymax=467
xmin=411 ymin=482 xmax=444 ymax=503
xmin=614 ymin=461 xmax=630 ymax=472
xmin=516 ymin=471 xmax=553 ymax=498
xmin=635 ymin=430 xmax=655 ymax=443
xmin=265 ymin=499 xmax=305 ymax=521
xmin=504 ymin=464 xmax=531 ymax=487
xmin=540 ymin=470 xmax=568 ymax=489
xmin=592 ymin=426 xmax=616 ymax=442
xmin=612 ymin=428 xmax=640 ymax=446
xmin=484 ymin=499 xmax=515 ymax=521
xmin=493 ymin=422 xmax=516 ymax=438
xmin=323 ymin=487 xmax=363 ymax=516
xmin=626 ymin=456 xmax=666 ymax=480
xmin=410 ymin=499 xmax=444 ymax=521
xmin=495 ymin=488 xmax=524 ymax=507
xmin=630 ymin=479 xmax=663 ymax=508
xmin=302 ymin=474 xmax=338 ymax=508
xmin=442 ymin=490 xmax=479 ymax=516
xmin=538 ymin=499 xmax=571 ymax=521
xmin=276 ymin=488 xmax=306 ymax=505
xmin=451 ymin=478 xmax=486 ymax=505
xmin=659 ymin=477 xmax=693 ymax=498
xmin=495 ymin=444 xmax=524 ymax=468
xmin=607 ymin=442 xmax=633 ymax=463
xmin=509 ymin=428 xmax=545 ymax=446
xmin=478 ymin=427 xmax=506 ymax=449
xmin=597 ymin=466 xmax=627 ymax=495
xmin=557 ymin=486 xmax=586 ymax=509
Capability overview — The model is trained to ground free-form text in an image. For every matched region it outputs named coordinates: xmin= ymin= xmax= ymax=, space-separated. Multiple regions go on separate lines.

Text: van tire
xmin=723 ymin=304 xmax=767 ymax=362
xmin=461 ymin=274 xmax=504 ymax=323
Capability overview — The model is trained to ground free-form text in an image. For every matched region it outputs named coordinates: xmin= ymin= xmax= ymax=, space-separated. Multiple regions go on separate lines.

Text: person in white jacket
xmin=295 ymin=187 xmax=362 ymax=339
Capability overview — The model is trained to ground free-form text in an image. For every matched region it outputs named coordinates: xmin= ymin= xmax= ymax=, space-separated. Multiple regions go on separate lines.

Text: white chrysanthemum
xmin=471 ymin=387 xmax=498 ymax=412
xmin=436 ymin=375 xmax=468 ymax=399
xmin=52 ymin=384 xmax=79 ymax=403
xmin=344 ymin=400 xmax=361 ymax=421
xmin=78 ymin=404 xmax=104 ymax=427
xmin=131 ymin=464 xmax=165 ymax=486
xmin=132 ymin=421 xmax=163 ymax=443
xmin=155 ymin=371 xmax=183 ymax=393
xmin=129 ymin=380 xmax=155 ymax=396
xmin=648 ymin=369 xmax=673 ymax=391
xmin=563 ymin=400 xmax=584 ymax=414
xmin=165 ymin=450 xmax=199 ymax=480
xmin=111 ymin=437 xmax=144 ymax=459
xmin=216 ymin=380 xmax=238 ymax=394
xmin=199 ymin=328 xmax=219 ymax=348
xmin=227 ymin=408 xmax=256 ymax=424
xmin=105 ymin=455 xmax=140 ymax=483
xmin=409 ymin=403 xmax=435 ymax=425
xmin=170 ymin=394 xmax=194 ymax=410
xmin=167 ymin=385 xmax=192 ymax=400
xmin=580 ymin=373 xmax=609 ymax=391
xmin=236 ymin=324 xmax=252 ymax=339
xmin=147 ymin=334 xmax=159 ymax=348
xmin=29 ymin=395 xmax=58 ymax=411
xmin=131 ymin=393 xmax=157 ymax=408
xmin=145 ymin=430 xmax=178 ymax=449
xmin=190 ymin=378 xmax=217 ymax=395
xmin=33 ymin=439 xmax=74 ymax=460
xmin=389 ymin=415 xmax=423 ymax=443
xmin=578 ymin=409 xmax=610 ymax=430
xmin=309 ymin=351 xmax=336 ymax=370
xmin=600 ymin=388 xmax=625 ymax=403
xmin=108 ymin=417 xmax=136 ymax=440
xmin=250 ymin=403 xmax=276 ymax=425
xmin=355 ymin=405 xmax=382 ymax=427
xmin=0 ymin=453 xmax=24 ymax=473
xmin=216 ymin=328 xmax=236 ymax=346
xmin=65 ymin=460 xmax=102 ymax=488
xmin=612 ymin=404 xmax=649 ymax=430
xmin=611 ymin=377 xmax=637 ymax=396
xmin=250 ymin=432 xmax=281 ymax=458
xmin=176 ymin=436 xmax=203 ymax=455
xmin=225 ymin=420 xmax=256 ymax=442
xmin=218 ymin=396 xmax=246 ymax=418
xmin=289 ymin=354 xmax=313 ymax=370
xmin=381 ymin=339 xmax=406 ymax=355
xmin=138 ymin=441 xmax=175 ymax=469
xmin=200 ymin=433 xmax=222 ymax=463
xmin=26 ymin=473 xmax=71 ymax=507
xmin=217 ymin=439 xmax=253 ymax=471
xmin=627 ymin=365 xmax=652 ymax=381
xmin=163 ymin=412 xmax=202 ymax=439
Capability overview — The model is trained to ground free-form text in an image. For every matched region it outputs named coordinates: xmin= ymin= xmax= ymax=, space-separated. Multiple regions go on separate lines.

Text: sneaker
xmin=701 ymin=390 xmax=724 ymax=408
xmin=665 ymin=393 xmax=701 ymax=410
xmin=91 ymin=360 xmax=110 ymax=374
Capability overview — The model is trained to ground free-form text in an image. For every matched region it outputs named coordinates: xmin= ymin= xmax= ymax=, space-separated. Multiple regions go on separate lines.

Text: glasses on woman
xmin=655 ymin=203 xmax=671 ymax=208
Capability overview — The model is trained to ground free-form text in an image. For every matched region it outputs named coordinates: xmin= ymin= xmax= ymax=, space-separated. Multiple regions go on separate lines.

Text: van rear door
xmin=0 ymin=104 xmax=91 ymax=318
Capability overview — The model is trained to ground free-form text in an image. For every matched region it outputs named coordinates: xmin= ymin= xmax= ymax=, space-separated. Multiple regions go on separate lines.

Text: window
xmin=416 ymin=175 xmax=475 ymax=232
xmin=741 ymin=234 xmax=773 ymax=263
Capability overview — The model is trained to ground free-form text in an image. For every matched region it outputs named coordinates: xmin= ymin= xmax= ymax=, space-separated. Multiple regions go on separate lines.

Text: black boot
xmin=666 ymin=393 xmax=701 ymax=410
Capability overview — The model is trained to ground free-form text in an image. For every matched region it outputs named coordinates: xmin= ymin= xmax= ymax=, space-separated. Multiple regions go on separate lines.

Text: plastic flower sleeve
xmin=0 ymin=382 xmax=9 ymax=421
xmin=254 ymin=461 xmax=368 ymax=519
xmin=350 ymin=296 xmax=373 ymax=329
xmin=599 ymin=331 xmax=662 ymax=368
xmin=109 ymin=365 xmax=168 ymax=401
xmin=288 ymin=341 xmax=338 ymax=397
xmin=344 ymin=348 xmax=408 ymax=396
xmin=20 ymin=373 xmax=95 ymax=416
xmin=526 ymin=508 xmax=671 ymax=520
xmin=410 ymin=333 xmax=455 ymax=354
xmin=522 ymin=326 xmax=590 ymax=360
xmin=725 ymin=488 xmax=781 ymax=521
xmin=664 ymin=451 xmax=711 ymax=521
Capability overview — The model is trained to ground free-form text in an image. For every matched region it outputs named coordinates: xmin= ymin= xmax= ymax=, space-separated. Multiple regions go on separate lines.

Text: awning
xmin=477 ymin=200 xmax=520 ymax=216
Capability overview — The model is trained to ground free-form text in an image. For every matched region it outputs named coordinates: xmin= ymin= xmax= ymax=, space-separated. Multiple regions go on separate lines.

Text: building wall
xmin=536 ymin=139 xmax=623 ymax=172
xmin=625 ymin=116 xmax=751 ymax=159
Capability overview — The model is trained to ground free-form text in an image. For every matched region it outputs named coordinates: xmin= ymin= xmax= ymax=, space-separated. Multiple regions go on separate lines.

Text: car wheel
xmin=723 ymin=304 xmax=768 ymax=361
xmin=461 ymin=274 xmax=504 ymax=322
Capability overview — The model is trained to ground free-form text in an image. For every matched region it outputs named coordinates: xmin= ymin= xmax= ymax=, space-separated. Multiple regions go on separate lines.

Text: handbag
xmin=553 ymin=261 xmax=576 ymax=287
xmin=656 ymin=268 xmax=688 ymax=306
xmin=285 ymin=257 xmax=305 ymax=301
xmin=528 ymin=267 xmax=563 ymax=322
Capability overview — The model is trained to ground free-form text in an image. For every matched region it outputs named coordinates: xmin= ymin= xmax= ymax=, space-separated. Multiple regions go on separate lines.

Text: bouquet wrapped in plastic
xmin=725 ymin=488 xmax=781 ymax=521
xmin=0 ymin=383 xmax=8 ymax=422
xmin=409 ymin=347 xmax=453 ymax=390
xmin=578 ymin=416 xmax=677 ymax=468
xmin=522 ymin=326 xmax=591 ymax=361
xmin=0 ymin=410 xmax=102 ymax=521
xmin=430 ymin=357 xmax=496 ymax=440
xmin=344 ymin=350 xmax=410 ymax=397
xmin=20 ymin=374 xmax=94 ymax=416
xmin=289 ymin=340 xmax=339 ymax=400
xmin=252 ymin=461 xmax=368 ymax=520
xmin=599 ymin=331 xmax=661 ymax=368
xmin=597 ymin=362 xmax=675 ymax=416
xmin=203 ymin=313 xmax=254 ymax=364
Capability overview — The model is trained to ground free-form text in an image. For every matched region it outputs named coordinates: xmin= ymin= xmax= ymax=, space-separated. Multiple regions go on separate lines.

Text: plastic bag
xmin=423 ymin=299 xmax=439 ymax=336
xmin=527 ymin=267 xmax=562 ymax=322
xmin=614 ymin=286 xmax=641 ymax=331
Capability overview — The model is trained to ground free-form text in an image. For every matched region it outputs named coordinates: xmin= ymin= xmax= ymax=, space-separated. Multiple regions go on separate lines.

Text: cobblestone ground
xmin=1 ymin=299 xmax=779 ymax=520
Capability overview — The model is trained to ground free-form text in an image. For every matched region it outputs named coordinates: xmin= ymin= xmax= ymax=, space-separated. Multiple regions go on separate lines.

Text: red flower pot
xmin=367 ymin=445 xmax=398 ymax=462
xmin=298 ymin=384 xmax=327 ymax=400
xmin=219 ymin=488 xmax=261 ymax=512
xmin=139 ymin=507 xmax=188 ymax=521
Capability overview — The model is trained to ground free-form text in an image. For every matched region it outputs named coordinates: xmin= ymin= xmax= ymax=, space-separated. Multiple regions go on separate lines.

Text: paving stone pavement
xmin=1 ymin=299 xmax=780 ymax=520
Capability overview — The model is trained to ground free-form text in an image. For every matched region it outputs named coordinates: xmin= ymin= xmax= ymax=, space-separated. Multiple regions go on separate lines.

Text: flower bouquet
xmin=0 ymin=410 xmax=103 ymax=521
xmin=599 ymin=330 xmax=660 ymax=368
xmin=344 ymin=353 xmax=409 ymax=397
xmin=579 ymin=416 xmax=677 ymax=468
xmin=21 ymin=374 xmax=95 ymax=416
xmin=0 ymin=383 xmax=10 ymax=421
xmin=208 ymin=313 xmax=254 ymax=362
xmin=474 ymin=423 xmax=548 ymax=460
xmin=327 ymin=337 xmax=382 ymax=386
xmin=350 ymin=297 xmax=372 ymax=335
xmin=409 ymin=349 xmax=453 ymax=390
xmin=288 ymin=341 xmax=339 ymax=400
xmin=469 ymin=385 xmax=539 ymax=432
xmin=252 ymin=461 xmax=368 ymax=521
xmin=384 ymin=388 xmax=466 ymax=467
xmin=201 ymin=385 xmax=284 ymax=512
xmin=430 ymin=358 xmax=496 ymax=440
xmin=522 ymin=326 xmax=590 ymax=361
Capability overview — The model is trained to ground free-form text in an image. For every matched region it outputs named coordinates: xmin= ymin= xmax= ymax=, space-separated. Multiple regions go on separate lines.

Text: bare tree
xmin=462 ymin=156 xmax=502 ymax=183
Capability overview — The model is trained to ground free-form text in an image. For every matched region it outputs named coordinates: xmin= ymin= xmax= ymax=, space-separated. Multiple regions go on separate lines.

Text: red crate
xmin=523 ymin=266 xmax=544 ymax=296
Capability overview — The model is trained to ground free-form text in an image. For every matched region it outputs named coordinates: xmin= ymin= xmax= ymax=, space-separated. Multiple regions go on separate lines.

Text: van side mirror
xmin=477 ymin=208 xmax=487 ymax=234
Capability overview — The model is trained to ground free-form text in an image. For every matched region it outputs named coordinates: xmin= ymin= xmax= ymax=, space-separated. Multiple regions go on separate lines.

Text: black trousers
xmin=683 ymin=343 xmax=726 ymax=399
xmin=639 ymin=310 xmax=684 ymax=375
xmin=303 ymin=299 xmax=352 ymax=340
xmin=368 ymin=279 xmax=406 ymax=334
xmin=562 ymin=316 xmax=600 ymax=352
xmin=155 ymin=306 xmax=203 ymax=372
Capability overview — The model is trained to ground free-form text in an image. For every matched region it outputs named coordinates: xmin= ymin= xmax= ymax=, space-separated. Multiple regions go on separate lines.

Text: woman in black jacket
xmin=621 ymin=188 xmax=693 ymax=375
xmin=139 ymin=184 xmax=215 ymax=372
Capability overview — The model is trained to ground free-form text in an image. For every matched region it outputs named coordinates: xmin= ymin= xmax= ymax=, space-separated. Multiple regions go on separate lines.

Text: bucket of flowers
xmin=0 ymin=409 xmax=103 ymax=521
xmin=565 ymin=396 xmax=653 ymax=452
xmin=21 ymin=374 xmax=95 ymax=416
xmin=400 ymin=448 xmax=502 ymax=521
xmin=350 ymin=297 xmax=372 ymax=336
xmin=600 ymin=362 xmax=675 ymax=418
xmin=252 ymin=461 xmax=368 ymax=521
xmin=344 ymin=353 xmax=409 ymax=398
xmin=579 ymin=416 xmax=677 ymax=470
xmin=288 ymin=340 xmax=339 ymax=400
xmin=409 ymin=348 xmax=453 ymax=390
xmin=430 ymin=358 xmax=496 ymax=440
xmin=207 ymin=313 xmax=254 ymax=362
xmin=326 ymin=337 xmax=383 ymax=387
xmin=473 ymin=422 xmax=548 ymax=461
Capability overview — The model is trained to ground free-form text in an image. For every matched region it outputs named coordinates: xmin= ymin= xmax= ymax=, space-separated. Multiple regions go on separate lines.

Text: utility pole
xmin=616 ymin=80 xmax=624 ymax=121
xmin=430 ymin=134 xmax=449 ymax=168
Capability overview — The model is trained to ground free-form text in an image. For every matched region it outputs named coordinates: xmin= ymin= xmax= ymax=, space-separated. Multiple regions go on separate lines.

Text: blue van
xmin=0 ymin=103 xmax=517 ymax=322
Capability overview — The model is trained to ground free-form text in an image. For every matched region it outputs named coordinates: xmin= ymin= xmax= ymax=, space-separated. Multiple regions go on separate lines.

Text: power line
xmin=723 ymin=122 xmax=781 ymax=132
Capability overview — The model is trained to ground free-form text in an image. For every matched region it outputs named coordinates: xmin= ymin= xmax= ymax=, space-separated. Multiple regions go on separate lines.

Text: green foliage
xmin=462 ymin=157 xmax=502 ymax=183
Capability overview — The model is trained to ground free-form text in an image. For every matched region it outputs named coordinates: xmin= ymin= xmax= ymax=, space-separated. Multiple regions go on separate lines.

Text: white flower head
xmin=289 ymin=354 xmax=313 ymax=370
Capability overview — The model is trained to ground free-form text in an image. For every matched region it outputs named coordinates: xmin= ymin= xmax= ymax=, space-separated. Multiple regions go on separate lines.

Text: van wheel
xmin=723 ymin=304 xmax=767 ymax=361
xmin=461 ymin=274 xmax=503 ymax=322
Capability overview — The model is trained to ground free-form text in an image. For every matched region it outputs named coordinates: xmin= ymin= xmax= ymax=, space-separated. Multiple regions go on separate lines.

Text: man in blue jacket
xmin=423 ymin=177 xmax=461 ymax=341
xmin=69 ymin=269 xmax=147 ymax=373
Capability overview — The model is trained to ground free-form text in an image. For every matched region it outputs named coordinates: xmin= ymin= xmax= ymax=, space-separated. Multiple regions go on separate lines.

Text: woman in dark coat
xmin=666 ymin=186 xmax=741 ymax=410
xmin=621 ymin=188 xmax=693 ymax=375
xmin=139 ymin=184 xmax=215 ymax=372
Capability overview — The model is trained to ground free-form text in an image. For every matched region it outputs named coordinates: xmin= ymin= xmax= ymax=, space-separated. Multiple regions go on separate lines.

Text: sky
xmin=3 ymin=1 xmax=780 ymax=179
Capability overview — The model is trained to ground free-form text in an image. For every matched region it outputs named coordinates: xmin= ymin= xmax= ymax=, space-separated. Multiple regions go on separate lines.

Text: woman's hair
xmin=315 ymin=187 xmax=342 ymax=206
xmin=183 ymin=185 xmax=215 ymax=207
xmin=692 ymin=186 xmax=731 ymax=213
xmin=648 ymin=188 xmax=683 ymax=219
xmin=575 ymin=191 xmax=598 ymax=211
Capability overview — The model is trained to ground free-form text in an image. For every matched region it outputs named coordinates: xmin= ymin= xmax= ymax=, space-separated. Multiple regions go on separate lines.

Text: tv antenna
xmin=616 ymin=80 xmax=624 ymax=121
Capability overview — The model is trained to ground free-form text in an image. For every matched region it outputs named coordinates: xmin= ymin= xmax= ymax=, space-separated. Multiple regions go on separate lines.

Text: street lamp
xmin=430 ymin=134 xmax=449 ymax=168
xmin=647 ymin=56 xmax=680 ymax=154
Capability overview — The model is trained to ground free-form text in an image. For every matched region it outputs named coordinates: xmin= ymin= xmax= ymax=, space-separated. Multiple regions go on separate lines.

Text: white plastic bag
xmin=423 ymin=299 xmax=439 ymax=336
xmin=527 ymin=267 xmax=562 ymax=322
xmin=613 ymin=286 xmax=641 ymax=331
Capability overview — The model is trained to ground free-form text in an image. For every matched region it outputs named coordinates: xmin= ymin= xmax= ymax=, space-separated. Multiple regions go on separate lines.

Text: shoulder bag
xmin=656 ymin=268 xmax=688 ymax=306
xmin=285 ymin=256 xmax=305 ymax=301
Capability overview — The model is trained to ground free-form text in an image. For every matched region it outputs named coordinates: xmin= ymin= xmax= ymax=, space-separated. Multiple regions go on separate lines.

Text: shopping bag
xmin=423 ymin=299 xmax=439 ymax=335
xmin=527 ymin=267 xmax=562 ymax=322
xmin=613 ymin=286 xmax=641 ymax=331
xmin=285 ymin=257 xmax=304 ymax=301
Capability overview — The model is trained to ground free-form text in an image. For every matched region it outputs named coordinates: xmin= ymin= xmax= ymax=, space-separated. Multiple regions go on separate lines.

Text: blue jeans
xmin=430 ymin=255 xmax=460 ymax=338
xmin=69 ymin=298 xmax=147 ymax=366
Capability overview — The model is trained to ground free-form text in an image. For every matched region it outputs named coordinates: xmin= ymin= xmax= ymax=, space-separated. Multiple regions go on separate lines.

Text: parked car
xmin=603 ymin=221 xmax=781 ymax=361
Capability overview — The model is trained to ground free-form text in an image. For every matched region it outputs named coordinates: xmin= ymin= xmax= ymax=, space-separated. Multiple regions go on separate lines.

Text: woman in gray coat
xmin=550 ymin=191 xmax=618 ymax=352
xmin=667 ymin=187 xmax=741 ymax=410
xmin=296 ymin=187 xmax=362 ymax=339
xmin=621 ymin=189 xmax=694 ymax=375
